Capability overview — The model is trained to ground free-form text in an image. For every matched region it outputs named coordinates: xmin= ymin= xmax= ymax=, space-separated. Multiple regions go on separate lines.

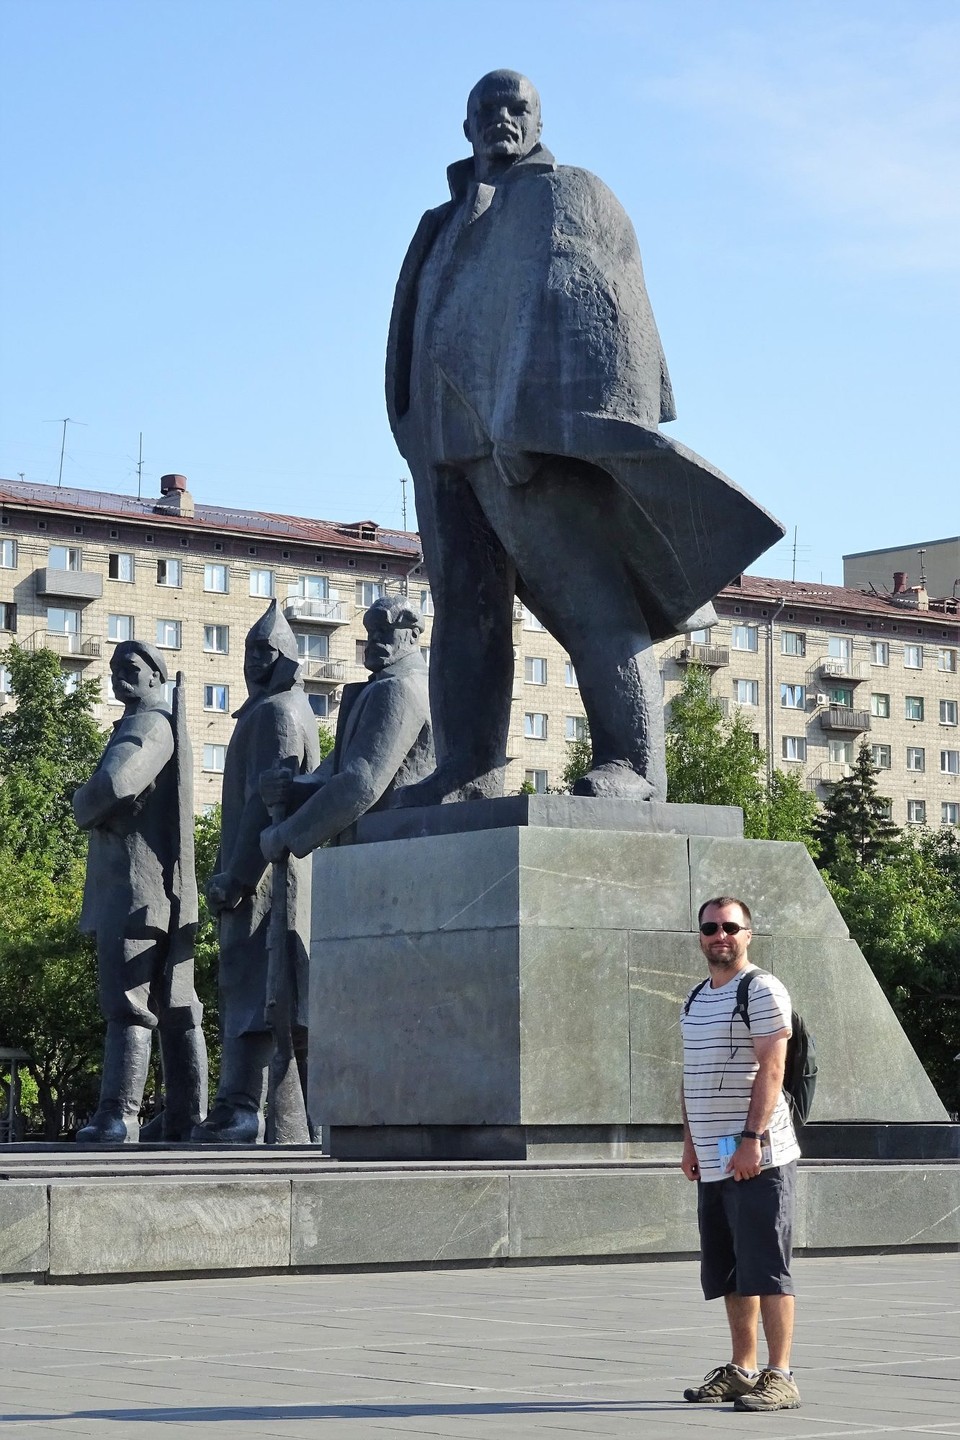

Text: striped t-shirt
xmin=680 ymin=964 xmax=801 ymax=1182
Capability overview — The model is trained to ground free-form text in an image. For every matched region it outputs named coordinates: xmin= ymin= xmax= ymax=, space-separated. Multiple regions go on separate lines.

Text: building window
xmin=905 ymin=695 xmax=925 ymax=721
xmin=524 ymin=712 xmax=547 ymax=740
xmin=355 ymin=638 xmax=367 ymax=665
xmin=941 ymin=749 xmax=960 ymax=775
xmin=735 ymin=679 xmax=759 ymax=706
xmin=297 ymin=632 xmax=329 ymax=662
xmin=356 ymin=580 xmax=384 ymax=607
xmin=903 ymin=643 xmax=923 ymax=669
xmin=877 ymin=797 xmax=893 ymax=821
xmin=203 ymin=624 xmax=229 ymax=654
xmin=780 ymin=683 xmax=805 ymax=709
xmin=204 ymin=684 xmax=230 ymax=712
xmin=564 ymin=660 xmax=577 ymax=687
xmin=0 ymin=539 xmax=17 ymax=567
xmin=160 ymin=680 xmax=176 ymax=705
xmin=250 ymin=568 xmax=274 ymax=598
xmin=156 ymin=619 xmax=181 ymax=649
xmin=870 ymin=693 xmax=890 ymax=718
xmin=941 ymin=699 xmax=959 ymax=726
xmin=907 ymin=799 xmax=926 ymax=825
xmin=906 ymin=746 xmax=925 ymax=772
xmin=0 ymin=666 xmax=11 ymax=694
xmin=525 ymin=768 xmax=549 ymax=793
xmin=156 ymin=557 xmax=182 ymax=587
xmin=829 ymin=685 xmax=854 ymax=707
xmin=108 ymin=552 xmax=134 ymax=582
xmin=47 ymin=606 xmax=80 ymax=635
xmin=938 ymin=647 xmax=958 ymax=673
xmin=48 ymin=545 xmax=81 ymax=571
xmin=419 ymin=588 xmax=435 ymax=616
xmin=689 ymin=627 xmax=711 ymax=644
xmin=781 ymin=630 xmax=805 ymax=657
xmin=827 ymin=636 xmax=852 ymax=662
xmin=520 ymin=604 xmax=546 ymax=632
xmin=731 ymin=624 xmax=758 ymax=652
xmin=942 ymin=802 xmax=960 ymax=826
xmin=870 ymin=640 xmax=889 ymax=666
xmin=289 ymin=574 xmax=329 ymax=601
xmin=203 ymin=743 xmax=227 ymax=772
xmin=0 ymin=602 xmax=16 ymax=632
xmin=828 ymin=739 xmax=854 ymax=765
xmin=420 ymin=645 xmax=430 ymax=667
xmin=781 ymin=736 xmax=806 ymax=761
xmin=204 ymin=563 xmax=229 ymax=593
xmin=61 ymin=669 xmax=80 ymax=696
xmin=107 ymin=613 xmax=134 ymax=642
xmin=524 ymin=656 xmax=547 ymax=685
xmin=871 ymin=744 xmax=892 ymax=769
xmin=565 ymin=715 xmax=588 ymax=742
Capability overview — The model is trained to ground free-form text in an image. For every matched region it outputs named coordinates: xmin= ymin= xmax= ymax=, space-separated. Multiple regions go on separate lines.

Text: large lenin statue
xmin=386 ymin=70 xmax=784 ymax=803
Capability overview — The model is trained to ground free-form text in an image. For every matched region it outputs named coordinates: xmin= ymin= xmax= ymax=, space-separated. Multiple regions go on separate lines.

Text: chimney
xmin=155 ymin=473 xmax=195 ymax=518
xmin=892 ymin=571 xmax=908 ymax=594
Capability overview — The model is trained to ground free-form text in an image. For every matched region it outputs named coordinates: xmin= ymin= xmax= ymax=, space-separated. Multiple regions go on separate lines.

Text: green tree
xmin=557 ymin=731 xmax=592 ymax=793
xmin=316 ymin=721 xmax=336 ymax=761
xmin=764 ymin=768 xmax=820 ymax=852
xmin=815 ymin=739 xmax=899 ymax=869
xmin=192 ymin=804 xmax=222 ymax=1086
xmin=665 ymin=664 xmax=767 ymax=835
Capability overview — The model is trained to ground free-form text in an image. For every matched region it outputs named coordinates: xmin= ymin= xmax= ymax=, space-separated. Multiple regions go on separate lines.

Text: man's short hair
xmin=698 ymin=895 xmax=752 ymax=926
xmin=111 ymin=638 xmax=168 ymax=684
xmin=364 ymin=594 xmax=424 ymax=635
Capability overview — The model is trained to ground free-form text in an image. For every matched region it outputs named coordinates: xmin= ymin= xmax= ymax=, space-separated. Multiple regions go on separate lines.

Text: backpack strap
xmin=734 ymin=967 xmax=768 ymax=1029
xmin=682 ymin=977 xmax=711 ymax=1015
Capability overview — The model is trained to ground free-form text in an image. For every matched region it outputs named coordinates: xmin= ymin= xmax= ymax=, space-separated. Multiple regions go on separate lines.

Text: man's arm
xmin=727 ymin=1030 xmax=789 ymax=1182
xmin=680 ymin=1091 xmax=699 ymax=1182
xmin=72 ymin=716 xmax=173 ymax=831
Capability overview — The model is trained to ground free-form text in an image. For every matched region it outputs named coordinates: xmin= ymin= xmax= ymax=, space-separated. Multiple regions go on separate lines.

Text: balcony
xmin=283 ymin=598 xmax=350 ymax=626
xmin=300 ymin=659 xmax=346 ymax=684
xmin=26 ymin=630 xmax=101 ymax=661
xmin=675 ymin=643 xmax=730 ymax=668
xmin=819 ymin=707 xmax=871 ymax=733
xmin=35 ymin=568 xmax=103 ymax=602
xmin=806 ymin=762 xmax=853 ymax=790
xmin=818 ymin=656 xmax=871 ymax=683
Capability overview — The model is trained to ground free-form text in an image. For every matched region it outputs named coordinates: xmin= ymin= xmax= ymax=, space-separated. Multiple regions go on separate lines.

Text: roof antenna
xmin=56 ymin=417 xmax=86 ymax=486
xmin=917 ymin=548 xmax=926 ymax=586
xmin=137 ymin=432 xmax=144 ymax=498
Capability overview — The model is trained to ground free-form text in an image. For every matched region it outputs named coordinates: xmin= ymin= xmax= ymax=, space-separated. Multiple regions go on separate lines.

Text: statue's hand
xmin=260 ymin=766 xmax=294 ymax=809
xmin=260 ymin=824 xmax=289 ymax=864
xmin=207 ymin=872 xmax=244 ymax=913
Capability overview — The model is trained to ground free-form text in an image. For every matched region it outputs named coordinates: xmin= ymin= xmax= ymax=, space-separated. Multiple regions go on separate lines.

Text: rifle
xmin=264 ymin=781 xmax=311 ymax=1145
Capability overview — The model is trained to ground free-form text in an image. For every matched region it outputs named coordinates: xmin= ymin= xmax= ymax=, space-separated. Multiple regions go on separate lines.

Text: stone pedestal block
xmin=309 ymin=808 xmax=948 ymax=1159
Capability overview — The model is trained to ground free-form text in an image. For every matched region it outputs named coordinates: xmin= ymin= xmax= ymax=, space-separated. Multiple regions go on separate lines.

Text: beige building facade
xmin=1 ymin=476 xmax=957 ymax=826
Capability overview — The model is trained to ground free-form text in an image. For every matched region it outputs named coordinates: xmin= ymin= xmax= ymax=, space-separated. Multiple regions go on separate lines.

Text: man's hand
xmin=260 ymin=823 xmax=289 ymax=864
xmin=206 ymin=872 xmax=244 ymax=914
xmin=681 ymin=1137 xmax=700 ymax=1182
xmin=727 ymin=1135 xmax=763 ymax=1182
xmin=260 ymin=766 xmax=294 ymax=809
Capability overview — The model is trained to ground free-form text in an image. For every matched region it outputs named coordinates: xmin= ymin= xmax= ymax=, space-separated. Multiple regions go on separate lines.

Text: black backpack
xmin=684 ymin=968 xmax=818 ymax=1126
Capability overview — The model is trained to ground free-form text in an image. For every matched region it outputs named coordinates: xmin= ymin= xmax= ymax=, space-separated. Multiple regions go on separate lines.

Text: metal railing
xmin=283 ymin=598 xmax=350 ymax=625
xmin=299 ymin=658 xmax=346 ymax=683
xmin=818 ymin=657 xmax=871 ymax=682
xmin=819 ymin=707 xmax=871 ymax=733
xmin=806 ymin=762 xmax=854 ymax=790
xmin=674 ymin=643 xmax=730 ymax=668
xmin=25 ymin=629 xmax=101 ymax=660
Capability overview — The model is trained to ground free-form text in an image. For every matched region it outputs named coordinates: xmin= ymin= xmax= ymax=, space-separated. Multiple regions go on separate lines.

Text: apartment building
xmin=1 ymin=474 xmax=955 ymax=823
xmin=844 ymin=537 xmax=960 ymax=604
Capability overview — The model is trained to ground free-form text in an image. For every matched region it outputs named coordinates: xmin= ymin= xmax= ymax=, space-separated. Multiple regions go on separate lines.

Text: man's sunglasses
xmin=699 ymin=921 xmax=748 ymax=936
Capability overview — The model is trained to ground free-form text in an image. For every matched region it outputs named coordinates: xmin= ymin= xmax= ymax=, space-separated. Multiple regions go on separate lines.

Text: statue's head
xmin=464 ymin=70 xmax=542 ymax=179
xmin=362 ymin=595 xmax=424 ymax=674
xmin=244 ymin=599 xmax=299 ymax=693
xmin=110 ymin=639 xmax=168 ymax=707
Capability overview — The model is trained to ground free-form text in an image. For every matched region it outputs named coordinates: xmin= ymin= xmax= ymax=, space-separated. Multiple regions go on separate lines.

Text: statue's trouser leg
xmin=464 ymin=457 xmax=667 ymax=799
xmin=78 ymin=934 xmax=162 ymax=1143
xmin=157 ymin=1000 xmax=208 ymax=1139
xmin=409 ymin=461 xmax=516 ymax=797
xmin=217 ymin=1031 xmax=272 ymax=1115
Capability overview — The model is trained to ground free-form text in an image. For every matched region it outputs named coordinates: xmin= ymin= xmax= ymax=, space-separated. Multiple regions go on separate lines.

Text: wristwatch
xmin=741 ymin=1129 xmax=762 ymax=1141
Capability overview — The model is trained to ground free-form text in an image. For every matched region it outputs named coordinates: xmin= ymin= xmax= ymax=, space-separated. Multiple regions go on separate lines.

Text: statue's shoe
xmin=76 ymin=1109 xmax=139 ymax=1144
xmin=191 ymin=1104 xmax=262 ymax=1145
xmin=572 ymin=763 xmax=658 ymax=800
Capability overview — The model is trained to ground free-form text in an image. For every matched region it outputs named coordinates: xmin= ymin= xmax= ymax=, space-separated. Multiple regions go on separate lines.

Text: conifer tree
xmin=815 ymin=738 xmax=899 ymax=869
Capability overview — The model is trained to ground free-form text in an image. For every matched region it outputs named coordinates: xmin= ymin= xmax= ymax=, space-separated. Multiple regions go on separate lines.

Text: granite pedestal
xmin=308 ymin=799 xmax=948 ymax=1161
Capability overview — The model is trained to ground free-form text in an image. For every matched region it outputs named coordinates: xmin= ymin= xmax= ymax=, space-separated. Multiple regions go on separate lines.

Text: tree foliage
xmin=815 ymin=739 xmax=899 ymax=869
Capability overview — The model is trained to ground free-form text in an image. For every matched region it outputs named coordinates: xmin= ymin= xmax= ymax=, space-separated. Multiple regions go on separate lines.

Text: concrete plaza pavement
xmin=1 ymin=1252 xmax=957 ymax=1439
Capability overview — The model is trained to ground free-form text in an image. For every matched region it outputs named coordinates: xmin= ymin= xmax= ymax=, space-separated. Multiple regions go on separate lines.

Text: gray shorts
xmin=696 ymin=1161 xmax=797 ymax=1300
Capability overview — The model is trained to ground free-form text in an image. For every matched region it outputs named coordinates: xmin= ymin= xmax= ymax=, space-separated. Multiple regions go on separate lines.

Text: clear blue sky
xmin=2 ymin=0 xmax=957 ymax=585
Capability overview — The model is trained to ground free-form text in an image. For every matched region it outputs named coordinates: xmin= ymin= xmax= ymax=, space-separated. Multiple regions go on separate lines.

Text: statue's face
xmin=464 ymin=74 xmax=541 ymax=172
xmin=363 ymin=609 xmax=419 ymax=673
xmin=244 ymin=637 xmax=280 ymax=690
xmin=110 ymin=650 xmax=161 ymax=706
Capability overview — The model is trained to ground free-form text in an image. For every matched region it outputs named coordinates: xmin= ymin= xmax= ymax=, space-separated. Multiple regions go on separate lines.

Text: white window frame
xmin=203 ymin=624 xmax=229 ymax=654
xmin=905 ymin=696 xmax=924 ymax=721
xmin=250 ymin=568 xmax=274 ymax=599
xmin=940 ymin=699 xmax=959 ymax=726
xmin=524 ymin=712 xmax=548 ymax=740
xmin=0 ymin=538 xmax=16 ymax=568
xmin=0 ymin=601 xmax=16 ymax=632
xmin=297 ymin=631 xmax=329 ymax=662
xmin=942 ymin=802 xmax=960 ymax=826
xmin=564 ymin=660 xmax=577 ymax=688
xmin=870 ymin=640 xmax=889 ymax=666
xmin=827 ymin=635 xmax=852 ymax=662
xmin=781 ymin=736 xmax=806 ymax=761
xmin=907 ymin=799 xmax=926 ymax=825
xmin=156 ymin=557 xmax=182 ymax=587
xmin=202 ymin=743 xmax=227 ymax=773
xmin=906 ymin=747 xmax=925 ymax=773
xmin=108 ymin=551 xmax=134 ymax=582
xmin=938 ymin=647 xmax=958 ymax=673
xmin=47 ymin=606 xmax=80 ymax=635
xmin=524 ymin=768 xmax=549 ymax=793
xmin=940 ymin=749 xmax=960 ymax=775
xmin=107 ymin=613 xmax=134 ymax=642
xmin=903 ymin=643 xmax=923 ymax=669
xmin=204 ymin=563 xmax=229 ymax=593
xmin=731 ymin=624 xmax=758 ymax=652
xmin=565 ymin=715 xmax=588 ymax=742
xmin=780 ymin=683 xmax=805 ymax=709
xmin=870 ymin=693 xmax=890 ymax=718
xmin=828 ymin=738 xmax=854 ymax=765
xmin=204 ymin=684 xmax=230 ymax=713
xmin=48 ymin=545 xmax=81 ymax=572
xmin=781 ymin=630 xmax=806 ymax=657
xmin=524 ymin=656 xmax=547 ymax=685
xmin=735 ymin=679 xmax=759 ymax=706
xmin=156 ymin=618 xmax=181 ymax=650
xmin=871 ymin=744 xmax=892 ymax=770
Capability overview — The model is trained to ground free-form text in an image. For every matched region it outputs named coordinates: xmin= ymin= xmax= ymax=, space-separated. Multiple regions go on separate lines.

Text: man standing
xmin=259 ymin=595 xmax=433 ymax=861
xmin=680 ymin=896 xmax=802 ymax=1412
xmin=386 ymin=70 xmax=782 ymax=804
xmin=193 ymin=601 xmax=320 ymax=1143
xmin=73 ymin=641 xmax=205 ymax=1143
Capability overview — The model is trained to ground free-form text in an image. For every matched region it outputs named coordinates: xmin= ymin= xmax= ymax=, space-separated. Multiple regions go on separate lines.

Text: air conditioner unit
xmin=815 ymin=693 xmax=830 ymax=706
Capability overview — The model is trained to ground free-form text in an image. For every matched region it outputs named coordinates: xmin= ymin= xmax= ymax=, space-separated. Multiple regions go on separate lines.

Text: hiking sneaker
xmin=683 ymin=1364 xmax=758 ymax=1403
xmin=733 ymin=1368 xmax=801 ymax=1411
